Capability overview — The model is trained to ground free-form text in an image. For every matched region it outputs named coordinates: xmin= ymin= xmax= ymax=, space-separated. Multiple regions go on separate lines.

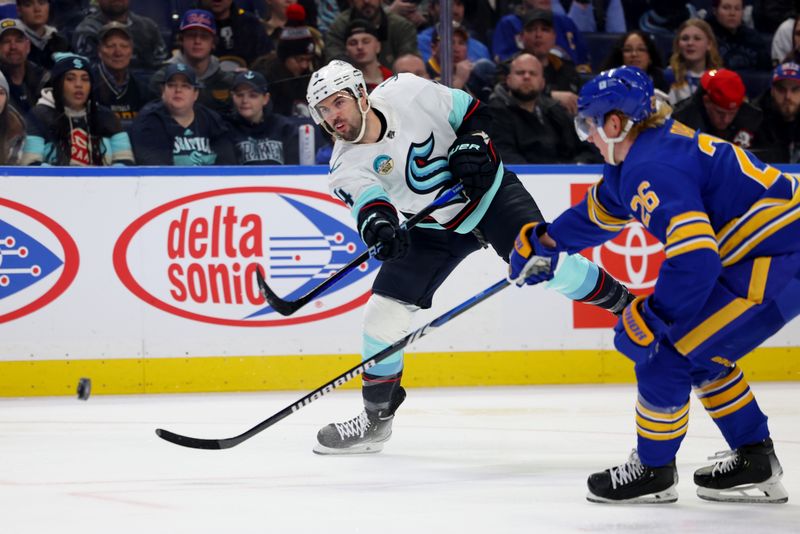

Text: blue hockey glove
xmin=358 ymin=202 xmax=410 ymax=262
xmin=613 ymin=295 xmax=668 ymax=364
xmin=447 ymin=131 xmax=499 ymax=198
xmin=508 ymin=222 xmax=559 ymax=286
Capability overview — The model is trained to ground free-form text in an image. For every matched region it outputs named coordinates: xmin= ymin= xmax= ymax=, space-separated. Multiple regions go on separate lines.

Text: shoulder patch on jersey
xmin=373 ymin=154 xmax=394 ymax=175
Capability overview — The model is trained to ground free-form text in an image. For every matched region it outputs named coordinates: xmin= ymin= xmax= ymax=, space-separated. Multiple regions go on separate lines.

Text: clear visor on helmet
xmin=574 ymin=114 xmax=598 ymax=142
xmin=313 ymin=90 xmax=356 ymax=122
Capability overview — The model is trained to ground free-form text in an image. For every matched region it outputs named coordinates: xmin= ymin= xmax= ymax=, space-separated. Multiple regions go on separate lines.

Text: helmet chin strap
xmin=325 ymin=89 xmax=372 ymax=144
xmin=596 ymin=119 xmax=633 ymax=166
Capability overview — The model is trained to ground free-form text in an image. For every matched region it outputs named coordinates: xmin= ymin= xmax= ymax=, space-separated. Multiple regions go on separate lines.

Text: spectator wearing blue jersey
xmin=492 ymin=0 xmax=590 ymax=72
xmin=417 ymin=0 xmax=490 ymax=63
xmin=21 ymin=53 xmax=134 ymax=165
xmin=129 ymin=63 xmax=235 ymax=166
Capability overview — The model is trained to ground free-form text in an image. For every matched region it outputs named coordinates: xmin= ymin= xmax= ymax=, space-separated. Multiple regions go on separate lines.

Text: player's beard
xmin=510 ymin=87 xmax=540 ymax=103
xmin=335 ymin=117 xmax=362 ymax=142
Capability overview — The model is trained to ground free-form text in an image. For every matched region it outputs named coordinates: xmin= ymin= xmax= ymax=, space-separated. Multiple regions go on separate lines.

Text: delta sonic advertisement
xmin=0 ymin=197 xmax=79 ymax=325
xmin=113 ymin=185 xmax=378 ymax=328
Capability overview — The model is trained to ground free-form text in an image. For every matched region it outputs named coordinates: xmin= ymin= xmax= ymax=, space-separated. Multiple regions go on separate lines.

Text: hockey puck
xmin=77 ymin=378 xmax=91 ymax=400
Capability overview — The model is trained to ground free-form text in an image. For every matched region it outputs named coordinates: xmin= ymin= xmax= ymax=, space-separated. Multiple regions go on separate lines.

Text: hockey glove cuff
xmin=613 ymin=296 xmax=668 ymax=364
xmin=508 ymin=222 xmax=559 ymax=286
xmin=358 ymin=202 xmax=410 ymax=262
xmin=447 ymin=131 xmax=499 ymax=198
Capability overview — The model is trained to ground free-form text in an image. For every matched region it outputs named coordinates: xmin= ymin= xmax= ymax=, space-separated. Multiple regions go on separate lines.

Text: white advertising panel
xmin=1 ymin=166 xmax=798 ymax=363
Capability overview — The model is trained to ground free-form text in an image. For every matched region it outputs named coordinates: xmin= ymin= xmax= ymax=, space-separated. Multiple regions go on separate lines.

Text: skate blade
xmin=697 ymin=477 xmax=789 ymax=504
xmin=312 ymin=441 xmax=385 ymax=455
xmin=586 ymin=488 xmax=678 ymax=505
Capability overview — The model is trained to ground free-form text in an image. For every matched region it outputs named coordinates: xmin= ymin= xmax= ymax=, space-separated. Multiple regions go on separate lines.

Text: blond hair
xmin=669 ymin=19 xmax=723 ymax=86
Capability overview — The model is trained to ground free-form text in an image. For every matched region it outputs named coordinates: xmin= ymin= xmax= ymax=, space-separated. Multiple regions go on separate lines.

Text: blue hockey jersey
xmin=548 ymin=118 xmax=800 ymax=328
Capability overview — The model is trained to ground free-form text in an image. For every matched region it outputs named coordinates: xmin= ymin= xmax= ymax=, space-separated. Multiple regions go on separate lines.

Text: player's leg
xmin=680 ymin=257 xmax=800 ymax=503
xmin=585 ymin=341 xmax=687 ymax=504
xmin=480 ymin=171 xmax=632 ymax=314
xmin=313 ymin=227 xmax=482 ymax=455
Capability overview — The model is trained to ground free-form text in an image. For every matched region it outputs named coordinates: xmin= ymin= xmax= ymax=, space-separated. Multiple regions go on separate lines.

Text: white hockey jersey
xmin=327 ymin=73 xmax=503 ymax=234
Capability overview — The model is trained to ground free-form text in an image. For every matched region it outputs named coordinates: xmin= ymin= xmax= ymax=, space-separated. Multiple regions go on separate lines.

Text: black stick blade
xmin=255 ymin=265 xmax=298 ymax=316
xmin=155 ymin=428 xmax=231 ymax=450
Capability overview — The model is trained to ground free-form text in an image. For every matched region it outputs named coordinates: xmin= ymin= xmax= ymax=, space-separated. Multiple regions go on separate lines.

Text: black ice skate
xmin=587 ymin=450 xmax=679 ymax=504
xmin=695 ymin=438 xmax=788 ymax=503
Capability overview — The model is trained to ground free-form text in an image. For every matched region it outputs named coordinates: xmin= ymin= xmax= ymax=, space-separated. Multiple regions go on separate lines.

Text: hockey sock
xmin=694 ymin=366 xmax=769 ymax=448
xmin=546 ymin=253 xmax=633 ymax=314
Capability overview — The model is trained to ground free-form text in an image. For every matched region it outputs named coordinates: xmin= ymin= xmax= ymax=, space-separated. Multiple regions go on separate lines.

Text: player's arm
xmin=329 ymin=166 xmax=409 ymax=262
xmin=440 ymin=87 xmax=500 ymax=199
xmin=547 ymin=178 xmax=632 ymax=253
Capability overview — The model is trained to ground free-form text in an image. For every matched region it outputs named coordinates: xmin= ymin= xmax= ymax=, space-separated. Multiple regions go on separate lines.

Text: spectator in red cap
xmin=673 ymin=68 xmax=765 ymax=150
xmin=756 ymin=62 xmax=800 ymax=163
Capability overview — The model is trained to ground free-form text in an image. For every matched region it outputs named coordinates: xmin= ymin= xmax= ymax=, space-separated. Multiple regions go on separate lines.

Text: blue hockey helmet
xmin=574 ymin=66 xmax=655 ymax=141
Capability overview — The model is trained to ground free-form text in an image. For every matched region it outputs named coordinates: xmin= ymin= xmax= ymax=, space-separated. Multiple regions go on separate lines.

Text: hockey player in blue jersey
xmin=510 ymin=65 xmax=799 ymax=504
xmin=305 ymin=60 xmax=635 ymax=455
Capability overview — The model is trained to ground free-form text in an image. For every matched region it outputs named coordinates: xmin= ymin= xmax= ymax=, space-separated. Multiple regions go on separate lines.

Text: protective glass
xmin=313 ymin=91 xmax=355 ymax=121
xmin=574 ymin=114 xmax=597 ymax=142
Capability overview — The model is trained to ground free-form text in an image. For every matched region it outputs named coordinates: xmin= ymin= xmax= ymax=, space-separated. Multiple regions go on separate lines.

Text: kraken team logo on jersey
xmin=405 ymin=133 xmax=452 ymax=194
xmin=0 ymin=198 xmax=79 ymax=323
xmin=373 ymin=154 xmax=394 ymax=175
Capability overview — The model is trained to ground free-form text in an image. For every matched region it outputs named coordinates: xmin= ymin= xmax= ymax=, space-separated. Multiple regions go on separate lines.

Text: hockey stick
xmin=256 ymin=183 xmax=464 ymax=316
xmin=155 ymin=277 xmax=511 ymax=450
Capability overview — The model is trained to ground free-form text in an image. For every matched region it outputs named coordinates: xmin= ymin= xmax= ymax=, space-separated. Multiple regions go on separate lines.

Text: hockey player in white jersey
xmin=307 ymin=60 xmax=634 ymax=454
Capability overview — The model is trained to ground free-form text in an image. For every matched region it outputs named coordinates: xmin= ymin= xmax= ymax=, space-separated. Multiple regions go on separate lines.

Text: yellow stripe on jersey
xmin=706 ymin=390 xmax=755 ymax=419
xmin=666 ymin=211 xmax=711 ymax=236
xmin=718 ymin=187 xmax=800 ymax=266
xmin=669 ymin=121 xmax=695 ymax=138
xmin=636 ymin=399 xmax=691 ymax=421
xmin=698 ymin=375 xmax=749 ymax=409
xmin=635 ymin=400 xmax=690 ymax=440
xmin=748 ymin=257 xmax=771 ymax=304
xmin=674 ymin=299 xmax=754 ymax=355
xmin=586 ymin=180 xmax=631 ymax=231
xmin=695 ymin=367 xmax=743 ymax=396
xmin=665 ymin=237 xmax=719 ymax=259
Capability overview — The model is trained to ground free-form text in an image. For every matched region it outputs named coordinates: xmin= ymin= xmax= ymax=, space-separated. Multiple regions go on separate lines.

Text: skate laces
xmin=334 ymin=410 xmax=371 ymax=439
xmin=609 ymin=450 xmax=645 ymax=489
xmin=707 ymin=449 xmax=740 ymax=476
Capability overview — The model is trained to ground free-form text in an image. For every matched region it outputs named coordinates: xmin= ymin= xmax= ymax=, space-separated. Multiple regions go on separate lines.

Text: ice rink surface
xmin=3 ymin=383 xmax=800 ymax=534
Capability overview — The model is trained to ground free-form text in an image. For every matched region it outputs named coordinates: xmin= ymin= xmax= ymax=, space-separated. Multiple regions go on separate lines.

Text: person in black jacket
xmin=128 ymin=63 xmax=235 ymax=166
xmin=16 ymin=0 xmax=71 ymax=69
xmin=488 ymin=53 xmax=601 ymax=164
xmin=0 ymin=18 xmax=44 ymax=113
xmin=672 ymin=68 xmax=765 ymax=152
xmin=755 ymin=62 xmax=800 ymax=163
xmin=705 ymin=0 xmax=771 ymax=71
xmin=91 ymin=22 xmax=154 ymax=129
xmin=226 ymin=69 xmax=300 ymax=164
xmin=198 ymin=0 xmax=273 ymax=68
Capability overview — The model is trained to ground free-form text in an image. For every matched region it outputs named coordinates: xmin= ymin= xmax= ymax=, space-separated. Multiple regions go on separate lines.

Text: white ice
xmin=2 ymin=383 xmax=799 ymax=533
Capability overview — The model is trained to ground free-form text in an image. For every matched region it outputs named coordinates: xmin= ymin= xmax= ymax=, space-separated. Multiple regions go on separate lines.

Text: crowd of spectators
xmin=0 ymin=0 xmax=798 ymax=167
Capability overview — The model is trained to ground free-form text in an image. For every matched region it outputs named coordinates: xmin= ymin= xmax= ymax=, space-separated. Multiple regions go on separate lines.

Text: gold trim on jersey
xmin=717 ymin=184 xmax=800 ymax=267
xmin=665 ymin=212 xmax=719 ymax=259
xmin=636 ymin=400 xmax=690 ymax=440
xmin=586 ymin=180 xmax=632 ymax=231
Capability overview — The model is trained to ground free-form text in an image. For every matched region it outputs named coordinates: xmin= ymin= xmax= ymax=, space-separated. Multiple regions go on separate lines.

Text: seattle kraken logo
xmin=405 ymin=133 xmax=453 ymax=195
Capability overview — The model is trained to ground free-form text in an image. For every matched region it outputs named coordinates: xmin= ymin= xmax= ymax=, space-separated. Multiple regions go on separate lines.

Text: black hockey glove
xmin=358 ymin=202 xmax=410 ymax=262
xmin=447 ymin=131 xmax=500 ymax=198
